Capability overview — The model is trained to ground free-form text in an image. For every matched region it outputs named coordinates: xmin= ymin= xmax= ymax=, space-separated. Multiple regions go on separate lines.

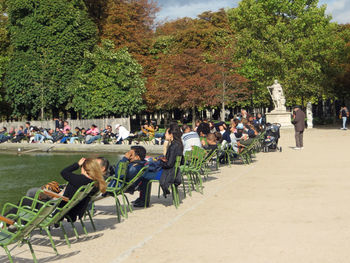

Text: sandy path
xmin=1 ymin=127 xmax=350 ymax=263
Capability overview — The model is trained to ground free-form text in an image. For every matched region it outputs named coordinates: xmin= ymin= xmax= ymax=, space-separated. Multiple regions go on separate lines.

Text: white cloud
xmin=156 ymin=0 xmax=236 ymax=22
xmin=323 ymin=0 xmax=350 ymax=24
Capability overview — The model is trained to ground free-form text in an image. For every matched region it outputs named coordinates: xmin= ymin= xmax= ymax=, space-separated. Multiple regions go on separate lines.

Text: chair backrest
xmin=5 ymin=198 xmax=62 ymax=245
xmin=173 ymin=156 xmax=182 ymax=179
xmin=49 ymin=182 xmax=95 ymax=224
xmin=121 ymin=166 xmax=149 ymax=193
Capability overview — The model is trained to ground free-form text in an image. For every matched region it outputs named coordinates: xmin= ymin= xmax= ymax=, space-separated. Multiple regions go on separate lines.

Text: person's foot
xmin=300 ymin=147 xmax=304 ymax=149
xmin=293 ymin=147 xmax=301 ymax=150
xmin=133 ymin=200 xmax=149 ymax=208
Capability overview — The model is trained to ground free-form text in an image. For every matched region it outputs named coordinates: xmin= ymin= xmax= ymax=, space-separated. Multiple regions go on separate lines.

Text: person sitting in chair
xmin=108 ymin=146 xmax=147 ymax=192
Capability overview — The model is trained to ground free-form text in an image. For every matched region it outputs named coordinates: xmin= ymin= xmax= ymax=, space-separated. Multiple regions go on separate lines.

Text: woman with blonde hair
xmin=60 ymin=157 xmax=107 ymax=222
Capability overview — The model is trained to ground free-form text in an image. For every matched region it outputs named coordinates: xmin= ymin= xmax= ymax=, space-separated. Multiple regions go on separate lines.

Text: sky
xmin=155 ymin=0 xmax=350 ymax=24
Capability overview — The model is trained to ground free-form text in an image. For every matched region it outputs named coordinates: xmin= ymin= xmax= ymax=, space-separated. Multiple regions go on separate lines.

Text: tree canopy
xmin=227 ymin=0 xmax=342 ymax=106
xmin=69 ymin=40 xmax=146 ymax=118
xmin=5 ymin=0 xmax=97 ymax=118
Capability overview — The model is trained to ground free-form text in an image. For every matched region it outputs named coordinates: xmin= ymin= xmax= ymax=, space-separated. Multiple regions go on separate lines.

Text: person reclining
xmin=108 ymin=146 xmax=147 ymax=192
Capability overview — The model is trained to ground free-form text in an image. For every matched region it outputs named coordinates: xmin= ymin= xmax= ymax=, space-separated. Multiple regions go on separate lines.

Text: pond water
xmin=0 ymin=152 xmax=123 ymax=210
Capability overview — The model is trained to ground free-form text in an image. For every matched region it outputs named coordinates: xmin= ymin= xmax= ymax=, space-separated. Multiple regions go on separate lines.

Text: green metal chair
xmin=144 ymin=156 xmax=182 ymax=208
xmin=2 ymin=182 xmax=97 ymax=254
xmin=0 ymin=198 xmax=62 ymax=263
xmin=105 ymin=166 xmax=148 ymax=221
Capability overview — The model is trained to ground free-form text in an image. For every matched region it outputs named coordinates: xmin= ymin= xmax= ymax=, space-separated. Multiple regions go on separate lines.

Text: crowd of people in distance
xmin=0 ymin=120 xmax=131 ymax=145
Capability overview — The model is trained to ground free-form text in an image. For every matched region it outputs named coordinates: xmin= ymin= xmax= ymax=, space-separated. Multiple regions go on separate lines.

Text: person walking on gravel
xmin=339 ymin=106 xmax=349 ymax=130
xmin=292 ymin=106 xmax=306 ymax=150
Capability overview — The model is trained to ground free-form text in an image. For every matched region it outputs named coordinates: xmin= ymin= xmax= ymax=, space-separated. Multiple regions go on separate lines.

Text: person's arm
xmin=160 ymin=145 xmax=177 ymax=169
xmin=60 ymin=163 xmax=80 ymax=181
xmin=60 ymin=158 xmax=85 ymax=183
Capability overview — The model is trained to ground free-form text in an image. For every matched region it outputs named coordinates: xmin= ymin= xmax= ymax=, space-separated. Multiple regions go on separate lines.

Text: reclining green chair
xmin=3 ymin=182 xmax=96 ymax=254
xmin=0 ymin=197 xmax=62 ymax=263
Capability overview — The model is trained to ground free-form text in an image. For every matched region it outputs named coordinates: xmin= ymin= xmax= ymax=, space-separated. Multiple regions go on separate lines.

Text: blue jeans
xmin=86 ymin=135 xmax=101 ymax=144
xmin=342 ymin=117 xmax=347 ymax=129
xmin=69 ymin=137 xmax=78 ymax=144
xmin=34 ymin=134 xmax=45 ymax=143
xmin=142 ymin=170 xmax=163 ymax=181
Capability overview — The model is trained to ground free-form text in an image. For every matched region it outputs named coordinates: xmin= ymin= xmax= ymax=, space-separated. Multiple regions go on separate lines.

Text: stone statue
xmin=267 ymin=80 xmax=286 ymax=112
xmin=306 ymin=102 xmax=313 ymax=128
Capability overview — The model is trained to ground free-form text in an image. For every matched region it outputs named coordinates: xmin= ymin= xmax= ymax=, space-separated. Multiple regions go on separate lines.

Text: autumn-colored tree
xmin=333 ymin=24 xmax=350 ymax=102
xmin=150 ymin=49 xmax=221 ymax=125
xmin=147 ymin=10 xmax=249 ymax=119
xmin=101 ymin=0 xmax=158 ymax=64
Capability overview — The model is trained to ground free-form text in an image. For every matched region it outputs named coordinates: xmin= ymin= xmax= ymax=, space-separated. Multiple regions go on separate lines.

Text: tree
xmin=5 ymin=0 xmax=97 ymax=119
xmin=147 ymin=10 xmax=249 ymax=119
xmin=227 ymin=0 xmax=342 ymax=107
xmin=333 ymin=24 xmax=350 ymax=102
xmin=69 ymin=40 xmax=146 ymax=118
xmin=150 ymin=48 xmax=223 ymax=125
xmin=101 ymin=0 xmax=158 ymax=64
xmin=0 ymin=0 xmax=10 ymax=117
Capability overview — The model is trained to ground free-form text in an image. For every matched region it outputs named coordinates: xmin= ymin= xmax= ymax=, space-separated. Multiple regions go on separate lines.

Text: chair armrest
xmin=0 ymin=215 xmax=15 ymax=225
xmin=42 ymin=190 xmax=69 ymax=202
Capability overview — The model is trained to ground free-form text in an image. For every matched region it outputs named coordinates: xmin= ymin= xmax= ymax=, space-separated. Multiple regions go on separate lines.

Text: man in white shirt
xmin=181 ymin=124 xmax=202 ymax=154
xmin=115 ymin=124 xmax=130 ymax=144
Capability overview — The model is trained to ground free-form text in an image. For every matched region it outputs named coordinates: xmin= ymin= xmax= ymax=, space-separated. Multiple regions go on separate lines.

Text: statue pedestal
xmin=266 ymin=111 xmax=293 ymax=128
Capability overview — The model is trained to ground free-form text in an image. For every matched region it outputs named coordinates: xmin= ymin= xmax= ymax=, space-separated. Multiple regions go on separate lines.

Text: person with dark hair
xmin=101 ymin=125 xmax=115 ymax=144
xmin=11 ymin=126 xmax=25 ymax=143
xmin=0 ymin=127 xmax=10 ymax=143
xmin=197 ymin=122 xmax=210 ymax=137
xmin=339 ymin=106 xmax=349 ymax=130
xmin=24 ymin=122 xmax=32 ymax=142
xmin=108 ymin=146 xmax=147 ymax=190
xmin=85 ymin=124 xmax=100 ymax=144
xmin=135 ymin=126 xmax=183 ymax=207
xmin=292 ymin=105 xmax=306 ymax=150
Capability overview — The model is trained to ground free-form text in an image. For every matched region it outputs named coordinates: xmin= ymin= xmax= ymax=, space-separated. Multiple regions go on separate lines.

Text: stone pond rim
xmin=0 ymin=143 xmax=164 ymax=155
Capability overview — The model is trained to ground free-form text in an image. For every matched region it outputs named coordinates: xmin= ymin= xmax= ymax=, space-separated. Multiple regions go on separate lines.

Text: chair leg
xmin=70 ymin=221 xmax=79 ymax=240
xmin=45 ymin=227 xmax=58 ymax=255
xmin=79 ymin=218 xmax=88 ymax=236
xmin=86 ymin=210 xmax=96 ymax=232
xmin=26 ymin=240 xmax=37 ymax=263
xmin=120 ymin=193 xmax=128 ymax=218
xmin=181 ymin=174 xmax=186 ymax=198
xmin=124 ymin=194 xmax=133 ymax=213
xmin=113 ymin=194 xmax=122 ymax=222
xmin=3 ymin=245 xmax=13 ymax=263
xmin=144 ymin=181 xmax=152 ymax=208
xmin=60 ymin=221 xmax=71 ymax=248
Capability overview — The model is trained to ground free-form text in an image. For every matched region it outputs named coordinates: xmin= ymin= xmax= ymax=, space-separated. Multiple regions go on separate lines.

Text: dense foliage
xmin=0 ymin=0 xmax=349 ymax=120
xmin=69 ymin=40 xmax=146 ymax=118
xmin=5 ymin=0 xmax=97 ymax=119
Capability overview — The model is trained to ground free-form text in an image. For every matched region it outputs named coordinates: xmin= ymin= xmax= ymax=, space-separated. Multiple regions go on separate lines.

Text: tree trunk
xmin=192 ymin=106 xmax=196 ymax=128
xmin=220 ymin=78 xmax=226 ymax=122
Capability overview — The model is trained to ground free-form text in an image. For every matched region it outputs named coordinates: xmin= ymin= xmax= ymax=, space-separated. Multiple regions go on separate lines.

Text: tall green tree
xmin=227 ymin=0 xmax=342 ymax=107
xmin=0 ymin=0 xmax=10 ymax=117
xmin=5 ymin=0 xmax=97 ymax=119
xmin=69 ymin=40 xmax=146 ymax=118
